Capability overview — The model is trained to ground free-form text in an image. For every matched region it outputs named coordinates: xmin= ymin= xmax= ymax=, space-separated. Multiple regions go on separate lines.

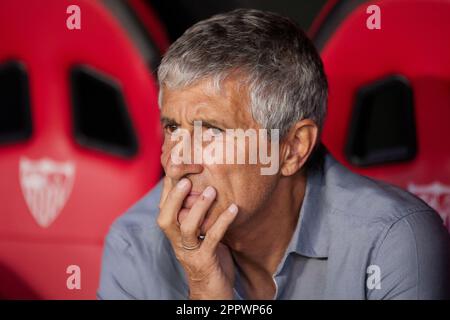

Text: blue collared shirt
xmin=98 ymin=152 xmax=450 ymax=299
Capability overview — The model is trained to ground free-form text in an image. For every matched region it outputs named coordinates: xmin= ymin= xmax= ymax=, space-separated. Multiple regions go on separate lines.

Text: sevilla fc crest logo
xmin=19 ymin=157 xmax=75 ymax=228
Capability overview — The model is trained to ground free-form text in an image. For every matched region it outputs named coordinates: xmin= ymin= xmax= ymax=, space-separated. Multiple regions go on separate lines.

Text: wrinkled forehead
xmin=160 ymin=76 xmax=259 ymax=129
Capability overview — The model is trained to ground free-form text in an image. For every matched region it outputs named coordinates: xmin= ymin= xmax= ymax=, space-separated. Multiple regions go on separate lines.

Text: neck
xmin=223 ymin=171 xmax=307 ymax=295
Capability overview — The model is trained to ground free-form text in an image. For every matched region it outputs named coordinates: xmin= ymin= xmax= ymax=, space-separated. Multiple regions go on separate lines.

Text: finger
xmin=180 ymin=186 xmax=217 ymax=248
xmin=157 ymin=178 xmax=191 ymax=232
xmin=202 ymin=203 xmax=238 ymax=254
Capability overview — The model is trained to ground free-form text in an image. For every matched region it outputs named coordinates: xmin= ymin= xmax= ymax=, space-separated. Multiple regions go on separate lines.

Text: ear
xmin=280 ymin=119 xmax=319 ymax=177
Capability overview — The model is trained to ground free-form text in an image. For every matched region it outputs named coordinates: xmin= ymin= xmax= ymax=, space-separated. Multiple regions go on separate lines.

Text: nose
xmin=164 ymin=160 xmax=204 ymax=181
xmin=161 ymin=139 xmax=204 ymax=181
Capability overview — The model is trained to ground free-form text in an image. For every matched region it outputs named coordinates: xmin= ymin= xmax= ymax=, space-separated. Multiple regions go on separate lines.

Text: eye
xmin=164 ymin=124 xmax=179 ymax=134
xmin=205 ymin=126 xmax=223 ymax=136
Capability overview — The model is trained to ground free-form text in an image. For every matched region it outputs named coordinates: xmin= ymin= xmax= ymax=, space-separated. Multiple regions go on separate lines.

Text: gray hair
xmin=157 ymin=8 xmax=328 ymax=138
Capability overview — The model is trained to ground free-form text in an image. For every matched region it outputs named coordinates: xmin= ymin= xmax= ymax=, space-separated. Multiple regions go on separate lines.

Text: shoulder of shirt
xmin=317 ymin=154 xmax=447 ymax=260
xmin=322 ymin=154 xmax=437 ymax=226
xmin=310 ymin=153 xmax=449 ymax=274
xmin=104 ymin=180 xmax=166 ymax=250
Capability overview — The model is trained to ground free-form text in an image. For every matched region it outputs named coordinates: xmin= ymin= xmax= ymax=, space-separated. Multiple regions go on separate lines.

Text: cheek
xmin=200 ymin=170 xmax=276 ymax=234
xmin=197 ymin=165 xmax=233 ymax=210
xmin=160 ymin=138 xmax=174 ymax=168
xmin=205 ymin=167 xmax=247 ymax=214
xmin=231 ymin=170 xmax=276 ymax=212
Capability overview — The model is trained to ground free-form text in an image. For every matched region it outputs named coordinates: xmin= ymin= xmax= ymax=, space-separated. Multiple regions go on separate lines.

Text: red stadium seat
xmin=311 ymin=0 xmax=450 ymax=231
xmin=0 ymin=0 xmax=168 ymax=299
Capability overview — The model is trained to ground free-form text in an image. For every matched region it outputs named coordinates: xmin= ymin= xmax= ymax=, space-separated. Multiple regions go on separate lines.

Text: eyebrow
xmin=160 ymin=116 xmax=178 ymax=126
xmin=160 ymin=116 xmax=228 ymax=129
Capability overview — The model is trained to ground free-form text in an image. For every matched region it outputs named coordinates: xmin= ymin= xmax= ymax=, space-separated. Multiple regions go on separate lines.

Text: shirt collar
xmin=284 ymin=146 xmax=334 ymax=259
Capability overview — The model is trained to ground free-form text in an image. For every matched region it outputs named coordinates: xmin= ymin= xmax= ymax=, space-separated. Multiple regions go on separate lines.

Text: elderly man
xmin=98 ymin=9 xmax=450 ymax=300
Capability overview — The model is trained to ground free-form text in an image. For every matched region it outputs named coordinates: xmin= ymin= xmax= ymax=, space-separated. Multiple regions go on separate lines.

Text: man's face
xmin=160 ymin=78 xmax=279 ymax=235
